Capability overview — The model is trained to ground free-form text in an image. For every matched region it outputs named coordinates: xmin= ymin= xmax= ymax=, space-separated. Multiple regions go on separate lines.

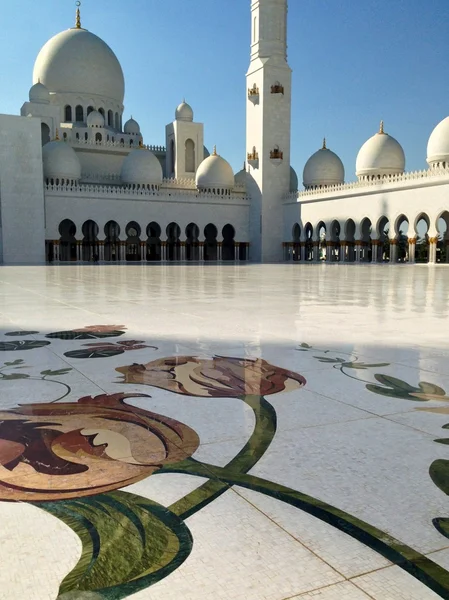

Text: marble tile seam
xmin=283 ymin=580 xmax=376 ymax=600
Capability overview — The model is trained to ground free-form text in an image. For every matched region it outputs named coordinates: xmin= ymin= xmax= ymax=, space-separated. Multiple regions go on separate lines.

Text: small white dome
xmin=290 ymin=166 xmax=299 ymax=192
xmin=33 ymin=28 xmax=124 ymax=105
xmin=234 ymin=164 xmax=248 ymax=187
xmin=87 ymin=110 xmax=105 ymax=128
xmin=303 ymin=141 xmax=345 ymax=188
xmin=121 ymin=147 xmax=163 ymax=186
xmin=427 ymin=116 xmax=449 ymax=166
xmin=42 ymin=140 xmax=81 ymax=181
xmin=124 ymin=117 xmax=140 ymax=135
xmin=175 ymin=101 xmax=194 ymax=122
xmin=356 ymin=122 xmax=405 ymax=179
xmin=196 ymin=149 xmax=235 ymax=191
xmin=29 ymin=81 xmax=50 ymax=104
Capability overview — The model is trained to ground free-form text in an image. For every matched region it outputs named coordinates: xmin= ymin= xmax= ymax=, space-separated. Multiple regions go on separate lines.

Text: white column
xmin=389 ymin=240 xmax=397 ymax=263
xmin=326 ymin=244 xmax=332 ymax=262
xmin=53 ymin=241 xmax=60 ymax=264
xmin=99 ymin=243 xmax=104 ymax=262
xmin=371 ymin=240 xmax=378 ymax=263
xmin=77 ymin=241 xmax=82 ymax=262
xmin=312 ymin=242 xmax=320 ymax=262
xmin=218 ymin=242 xmax=222 ymax=262
xmin=355 ymin=241 xmax=362 ymax=263
xmin=161 ymin=243 xmax=166 ymax=263
xmin=408 ymin=238 xmax=416 ymax=263
xmin=140 ymin=243 xmax=145 ymax=261
xmin=234 ymin=243 xmax=239 ymax=261
xmin=180 ymin=243 xmax=186 ymax=262
xmin=300 ymin=243 xmax=306 ymax=262
xmin=121 ymin=242 xmax=127 ymax=263
xmin=199 ymin=243 xmax=204 ymax=262
xmin=429 ymin=238 xmax=438 ymax=263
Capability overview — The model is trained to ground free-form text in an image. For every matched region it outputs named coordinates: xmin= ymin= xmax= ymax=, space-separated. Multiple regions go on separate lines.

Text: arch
xmin=87 ymin=106 xmax=94 ymax=116
xmin=360 ymin=217 xmax=372 ymax=262
xmin=291 ymin=223 xmax=301 ymax=262
xmin=95 ymin=132 xmax=102 ymax=143
xmin=222 ymin=224 xmax=236 ymax=261
xmin=317 ymin=221 xmax=327 ymax=261
xmin=104 ymin=220 xmax=121 ymax=262
xmin=185 ymin=138 xmax=195 ymax=173
xmin=63 ymin=132 xmax=68 ymax=140
xmin=108 ymin=109 xmax=113 ymax=127
xmin=41 ymin=123 xmax=50 ymax=146
xmin=98 ymin=108 xmax=105 ymax=118
xmin=81 ymin=220 xmax=99 ymax=261
xmin=204 ymin=224 xmax=218 ymax=261
xmin=186 ymin=223 xmax=200 ymax=261
xmin=146 ymin=222 xmax=161 ymax=262
xmin=85 ymin=132 xmax=89 ymax=141
xmin=395 ymin=214 xmax=409 ymax=263
xmin=437 ymin=211 xmax=449 ymax=263
xmin=330 ymin=220 xmax=341 ymax=262
xmin=304 ymin=222 xmax=313 ymax=261
xmin=415 ymin=213 xmax=430 ymax=263
xmin=344 ymin=219 xmax=356 ymax=262
xmin=75 ymin=105 xmax=84 ymax=122
xmin=125 ymin=221 xmax=141 ymax=262
xmin=59 ymin=219 xmax=77 ymax=262
xmin=166 ymin=222 xmax=181 ymax=261
xmin=115 ymin=112 xmax=120 ymax=130
xmin=64 ymin=105 xmax=72 ymax=122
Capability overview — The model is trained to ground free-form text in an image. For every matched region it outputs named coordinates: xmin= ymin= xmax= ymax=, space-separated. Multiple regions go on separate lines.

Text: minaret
xmin=246 ymin=0 xmax=292 ymax=262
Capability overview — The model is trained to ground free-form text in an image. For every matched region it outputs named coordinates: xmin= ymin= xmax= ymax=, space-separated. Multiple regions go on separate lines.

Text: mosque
xmin=0 ymin=0 xmax=448 ymax=265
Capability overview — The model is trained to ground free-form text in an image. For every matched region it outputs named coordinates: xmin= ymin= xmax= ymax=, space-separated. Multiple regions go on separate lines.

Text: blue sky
xmin=1 ymin=0 xmax=448 ymax=179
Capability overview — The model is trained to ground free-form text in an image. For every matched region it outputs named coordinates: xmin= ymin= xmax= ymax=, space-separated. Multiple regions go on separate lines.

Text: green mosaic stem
xmin=169 ymin=394 xmax=276 ymax=519
xmin=162 ymin=460 xmax=449 ymax=599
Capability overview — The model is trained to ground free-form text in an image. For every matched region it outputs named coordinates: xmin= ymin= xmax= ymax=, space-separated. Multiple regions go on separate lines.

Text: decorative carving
xmin=248 ymin=84 xmax=259 ymax=96
xmin=271 ymin=82 xmax=284 ymax=94
xmin=270 ymin=147 xmax=283 ymax=160
xmin=247 ymin=147 xmax=259 ymax=161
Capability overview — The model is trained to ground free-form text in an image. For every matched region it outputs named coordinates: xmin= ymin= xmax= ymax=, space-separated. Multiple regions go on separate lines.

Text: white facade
xmin=0 ymin=0 xmax=448 ymax=265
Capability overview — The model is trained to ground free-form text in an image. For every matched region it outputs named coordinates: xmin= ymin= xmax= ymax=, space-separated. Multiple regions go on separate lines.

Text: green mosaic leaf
xmin=46 ymin=330 xmax=125 ymax=341
xmin=4 ymin=360 xmax=24 ymax=366
xmin=430 ymin=459 xmax=449 ymax=496
xmin=1 ymin=373 xmax=30 ymax=380
xmin=366 ymin=384 xmax=425 ymax=400
xmin=313 ymin=356 xmax=343 ymax=363
xmin=40 ymin=369 xmax=73 ymax=376
xmin=433 ymin=518 xmax=449 ymax=541
xmin=38 ymin=491 xmax=192 ymax=600
xmin=0 ymin=340 xmax=51 ymax=352
xmin=373 ymin=374 xmax=418 ymax=392
xmin=4 ymin=331 xmax=39 ymax=336
xmin=64 ymin=348 xmax=124 ymax=359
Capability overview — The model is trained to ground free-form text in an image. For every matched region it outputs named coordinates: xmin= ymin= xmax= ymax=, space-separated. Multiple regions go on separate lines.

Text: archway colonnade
xmin=286 ymin=211 xmax=449 ymax=264
xmin=47 ymin=220 xmax=249 ymax=263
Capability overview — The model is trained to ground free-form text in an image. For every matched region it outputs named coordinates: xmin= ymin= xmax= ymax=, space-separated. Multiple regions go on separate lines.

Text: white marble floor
xmin=1 ymin=264 xmax=449 ymax=600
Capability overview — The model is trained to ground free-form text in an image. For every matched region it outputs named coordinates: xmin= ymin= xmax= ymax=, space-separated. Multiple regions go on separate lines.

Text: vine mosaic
xmin=1 ymin=330 xmax=449 ymax=598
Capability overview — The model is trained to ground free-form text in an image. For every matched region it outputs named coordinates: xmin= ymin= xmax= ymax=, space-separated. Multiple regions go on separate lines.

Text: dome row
xmin=303 ymin=117 xmax=449 ymax=189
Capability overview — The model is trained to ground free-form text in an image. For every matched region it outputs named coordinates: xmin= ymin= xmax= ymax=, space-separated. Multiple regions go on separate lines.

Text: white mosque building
xmin=0 ymin=0 xmax=448 ymax=265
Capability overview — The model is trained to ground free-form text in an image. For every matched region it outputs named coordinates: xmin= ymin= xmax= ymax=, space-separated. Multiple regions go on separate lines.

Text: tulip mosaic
xmin=2 ymin=328 xmax=449 ymax=598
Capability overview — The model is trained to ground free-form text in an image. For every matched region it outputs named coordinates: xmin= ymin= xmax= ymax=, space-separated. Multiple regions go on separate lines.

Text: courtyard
xmin=1 ymin=263 xmax=449 ymax=599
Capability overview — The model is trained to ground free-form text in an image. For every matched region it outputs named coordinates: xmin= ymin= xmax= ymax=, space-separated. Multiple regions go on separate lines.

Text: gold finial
xmin=55 ymin=129 xmax=60 ymax=141
xmin=75 ymin=1 xmax=81 ymax=29
xmin=322 ymin=137 xmax=327 ymax=150
xmin=212 ymin=145 xmax=217 ymax=156
xmin=379 ymin=120 xmax=385 ymax=134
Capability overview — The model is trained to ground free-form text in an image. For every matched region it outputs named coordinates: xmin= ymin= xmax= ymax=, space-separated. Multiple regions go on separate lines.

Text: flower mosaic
xmin=2 ymin=329 xmax=449 ymax=598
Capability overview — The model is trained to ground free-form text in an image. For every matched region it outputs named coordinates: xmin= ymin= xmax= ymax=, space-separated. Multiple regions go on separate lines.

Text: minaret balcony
xmin=247 ymin=149 xmax=259 ymax=168
xmin=269 ymin=148 xmax=283 ymax=166
xmin=248 ymin=85 xmax=260 ymax=105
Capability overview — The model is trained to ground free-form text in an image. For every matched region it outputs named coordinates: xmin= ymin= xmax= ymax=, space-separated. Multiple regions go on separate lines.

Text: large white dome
xmin=42 ymin=140 xmax=81 ymax=182
xmin=124 ymin=117 xmax=141 ymax=135
xmin=33 ymin=28 xmax=125 ymax=105
xmin=303 ymin=141 xmax=345 ymax=189
xmin=356 ymin=122 xmax=405 ymax=179
xmin=427 ymin=116 xmax=449 ymax=166
xmin=121 ymin=148 xmax=163 ymax=186
xmin=29 ymin=81 xmax=50 ymax=104
xmin=196 ymin=149 xmax=235 ymax=192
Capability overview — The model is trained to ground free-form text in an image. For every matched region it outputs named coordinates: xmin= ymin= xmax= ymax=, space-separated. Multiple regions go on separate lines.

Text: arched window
xmin=64 ymin=105 xmax=72 ymax=122
xmin=76 ymin=132 xmax=80 ymax=140
xmin=85 ymin=132 xmax=88 ymax=141
xmin=75 ymin=105 xmax=84 ymax=122
xmin=185 ymin=138 xmax=195 ymax=173
xmin=108 ymin=110 xmax=113 ymax=127
xmin=63 ymin=132 xmax=68 ymax=140
xmin=130 ymin=139 xmax=134 ymax=146
xmin=98 ymin=108 xmax=105 ymax=118
xmin=95 ymin=133 xmax=102 ymax=142
xmin=41 ymin=123 xmax=50 ymax=146
xmin=115 ymin=112 xmax=120 ymax=130
xmin=87 ymin=106 xmax=94 ymax=116
xmin=170 ymin=139 xmax=175 ymax=175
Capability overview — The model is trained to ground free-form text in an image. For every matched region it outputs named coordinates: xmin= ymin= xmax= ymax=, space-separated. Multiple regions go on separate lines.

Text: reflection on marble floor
xmin=1 ymin=264 xmax=449 ymax=600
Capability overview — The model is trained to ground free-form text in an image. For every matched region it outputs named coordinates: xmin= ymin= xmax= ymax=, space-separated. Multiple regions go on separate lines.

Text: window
xmin=95 ymin=133 xmax=102 ymax=142
xmin=64 ymin=105 xmax=72 ymax=122
xmin=75 ymin=105 xmax=84 ymax=122
xmin=185 ymin=139 xmax=195 ymax=173
xmin=108 ymin=110 xmax=113 ymax=127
